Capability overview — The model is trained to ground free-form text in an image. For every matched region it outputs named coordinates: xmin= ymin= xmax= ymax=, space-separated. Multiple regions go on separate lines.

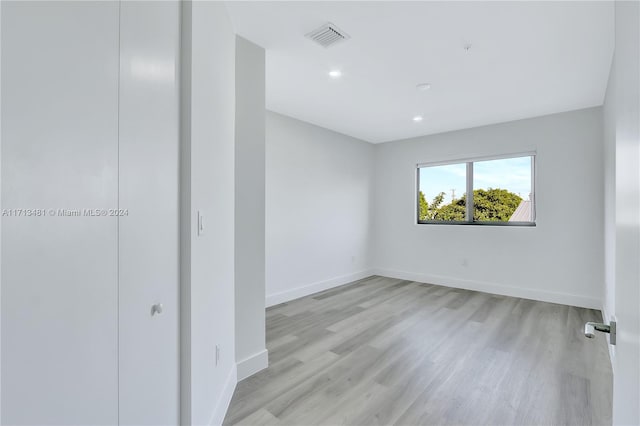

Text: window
xmin=417 ymin=163 xmax=467 ymax=222
xmin=417 ymin=154 xmax=535 ymax=225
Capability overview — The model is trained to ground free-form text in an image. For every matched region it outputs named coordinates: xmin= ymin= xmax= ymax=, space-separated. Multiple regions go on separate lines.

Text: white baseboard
xmin=373 ymin=268 xmax=601 ymax=309
xmin=236 ymin=349 xmax=269 ymax=381
xmin=266 ymin=269 xmax=375 ymax=307
xmin=209 ymin=364 xmax=237 ymax=426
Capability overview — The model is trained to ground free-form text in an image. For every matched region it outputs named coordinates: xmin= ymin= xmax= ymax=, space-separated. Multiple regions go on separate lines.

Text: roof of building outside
xmin=509 ymin=200 xmax=532 ymax=222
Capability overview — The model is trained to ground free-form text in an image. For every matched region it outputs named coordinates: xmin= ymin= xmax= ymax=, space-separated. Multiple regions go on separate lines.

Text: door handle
xmin=151 ymin=303 xmax=163 ymax=316
xmin=584 ymin=321 xmax=616 ymax=345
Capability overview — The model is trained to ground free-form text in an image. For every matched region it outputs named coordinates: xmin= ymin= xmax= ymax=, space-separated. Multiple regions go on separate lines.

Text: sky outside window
xmin=473 ymin=157 xmax=532 ymax=200
xmin=419 ymin=163 xmax=466 ymax=206
xmin=419 ymin=157 xmax=532 ymax=206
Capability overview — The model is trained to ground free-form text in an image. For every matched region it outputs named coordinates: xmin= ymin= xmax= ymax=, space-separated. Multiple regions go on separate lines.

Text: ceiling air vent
xmin=305 ymin=22 xmax=350 ymax=48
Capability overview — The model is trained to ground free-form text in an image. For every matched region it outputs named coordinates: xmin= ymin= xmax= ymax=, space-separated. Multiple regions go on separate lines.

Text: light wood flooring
xmin=224 ymin=276 xmax=612 ymax=426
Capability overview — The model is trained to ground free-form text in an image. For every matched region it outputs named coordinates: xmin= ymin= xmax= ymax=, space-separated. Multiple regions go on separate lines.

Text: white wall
xmin=373 ymin=108 xmax=604 ymax=309
xmin=234 ymin=36 xmax=267 ymax=381
xmin=265 ymin=111 xmax=375 ymax=306
xmin=180 ymin=2 xmax=237 ymax=425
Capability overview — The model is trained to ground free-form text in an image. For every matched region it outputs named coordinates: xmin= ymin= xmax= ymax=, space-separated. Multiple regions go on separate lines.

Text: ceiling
xmin=226 ymin=1 xmax=614 ymax=143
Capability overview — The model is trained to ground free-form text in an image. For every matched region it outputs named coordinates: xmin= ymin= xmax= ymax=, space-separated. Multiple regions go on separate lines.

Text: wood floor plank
xmin=224 ymin=276 xmax=613 ymax=426
xmin=234 ymin=409 xmax=282 ymax=426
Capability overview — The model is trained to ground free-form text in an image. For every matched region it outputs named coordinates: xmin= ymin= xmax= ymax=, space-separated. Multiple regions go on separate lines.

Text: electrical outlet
xmin=215 ymin=345 xmax=220 ymax=366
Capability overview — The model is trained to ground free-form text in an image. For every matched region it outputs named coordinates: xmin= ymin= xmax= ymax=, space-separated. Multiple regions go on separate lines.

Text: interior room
xmin=1 ymin=1 xmax=639 ymax=425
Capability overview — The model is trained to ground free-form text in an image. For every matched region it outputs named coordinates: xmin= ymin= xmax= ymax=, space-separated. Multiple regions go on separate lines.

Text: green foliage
xmin=435 ymin=197 xmax=466 ymax=221
xmin=418 ymin=191 xmax=428 ymax=221
xmin=419 ymin=188 xmax=522 ymax=222
xmin=472 ymin=188 xmax=522 ymax=221
xmin=419 ymin=191 xmax=446 ymax=221
xmin=430 ymin=192 xmax=445 ymax=212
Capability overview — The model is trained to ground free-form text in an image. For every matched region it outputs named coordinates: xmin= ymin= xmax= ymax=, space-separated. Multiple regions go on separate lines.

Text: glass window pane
xmin=418 ymin=163 xmax=467 ymax=222
xmin=472 ymin=156 xmax=533 ymax=222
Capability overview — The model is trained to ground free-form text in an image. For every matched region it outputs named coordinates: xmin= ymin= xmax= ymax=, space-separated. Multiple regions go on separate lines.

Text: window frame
xmin=416 ymin=152 xmax=536 ymax=226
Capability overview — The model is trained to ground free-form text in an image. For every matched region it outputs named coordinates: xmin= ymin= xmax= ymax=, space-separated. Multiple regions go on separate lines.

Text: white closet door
xmin=118 ymin=2 xmax=180 ymax=424
xmin=1 ymin=2 xmax=120 ymax=424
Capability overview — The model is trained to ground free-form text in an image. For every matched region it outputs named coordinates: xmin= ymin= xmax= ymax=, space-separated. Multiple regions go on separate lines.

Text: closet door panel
xmin=118 ymin=2 xmax=180 ymax=424
xmin=1 ymin=2 xmax=120 ymax=424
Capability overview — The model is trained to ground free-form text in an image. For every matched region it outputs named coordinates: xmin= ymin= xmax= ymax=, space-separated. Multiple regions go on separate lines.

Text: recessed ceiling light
xmin=416 ymin=83 xmax=431 ymax=91
xmin=329 ymin=70 xmax=342 ymax=78
xmin=413 ymin=115 xmax=424 ymax=122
